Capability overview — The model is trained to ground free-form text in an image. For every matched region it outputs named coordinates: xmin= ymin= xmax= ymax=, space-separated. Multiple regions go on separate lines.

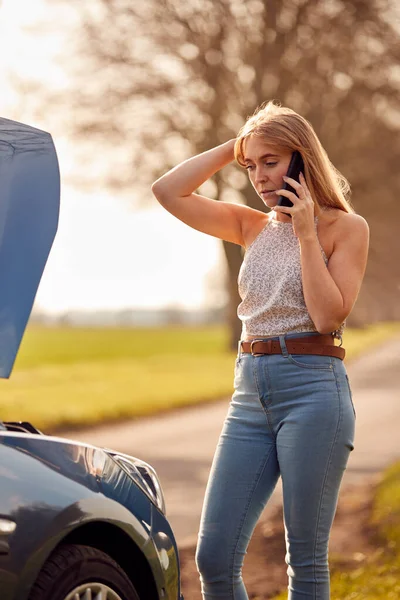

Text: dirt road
xmin=60 ymin=335 xmax=400 ymax=548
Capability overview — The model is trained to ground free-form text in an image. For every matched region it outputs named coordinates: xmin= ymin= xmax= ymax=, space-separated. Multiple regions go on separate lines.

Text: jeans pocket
xmin=234 ymin=355 xmax=242 ymax=380
xmin=345 ymin=374 xmax=356 ymax=418
xmin=286 ymin=353 xmax=333 ymax=370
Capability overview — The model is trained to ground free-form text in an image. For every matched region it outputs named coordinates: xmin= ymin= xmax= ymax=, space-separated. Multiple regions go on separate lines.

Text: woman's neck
xmin=270 ymin=207 xmax=324 ymax=223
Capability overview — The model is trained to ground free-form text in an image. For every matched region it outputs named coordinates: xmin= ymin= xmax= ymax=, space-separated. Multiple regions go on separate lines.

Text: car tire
xmin=28 ymin=543 xmax=140 ymax=600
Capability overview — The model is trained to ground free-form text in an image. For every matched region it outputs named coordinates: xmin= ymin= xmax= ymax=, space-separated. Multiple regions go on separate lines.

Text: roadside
xmin=3 ymin=322 xmax=400 ymax=433
xmin=179 ymin=475 xmax=382 ymax=600
xmin=59 ymin=333 xmax=400 ymax=547
xmin=271 ymin=460 xmax=400 ymax=600
xmin=175 ymin=331 xmax=400 ymax=599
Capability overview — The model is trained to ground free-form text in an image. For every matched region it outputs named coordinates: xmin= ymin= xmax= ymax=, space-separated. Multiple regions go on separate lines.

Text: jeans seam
xmin=252 ymin=357 xmax=275 ymax=437
xmin=312 ymin=362 xmax=343 ymax=599
xmin=345 ymin=374 xmax=356 ymax=418
xmin=229 ymin=444 xmax=276 ymax=600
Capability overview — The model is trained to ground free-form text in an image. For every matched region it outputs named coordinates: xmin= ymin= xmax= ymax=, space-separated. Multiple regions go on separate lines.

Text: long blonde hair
xmin=235 ymin=101 xmax=354 ymax=213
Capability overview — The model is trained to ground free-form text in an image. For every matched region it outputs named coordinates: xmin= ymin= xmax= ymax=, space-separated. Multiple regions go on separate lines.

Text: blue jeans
xmin=195 ymin=331 xmax=355 ymax=600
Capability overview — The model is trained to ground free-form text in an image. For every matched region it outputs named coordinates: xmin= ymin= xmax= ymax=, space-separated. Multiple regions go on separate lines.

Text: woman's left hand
xmin=274 ymin=173 xmax=317 ymax=240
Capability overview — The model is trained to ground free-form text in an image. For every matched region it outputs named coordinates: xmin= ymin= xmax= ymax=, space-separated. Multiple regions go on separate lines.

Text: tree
xmin=33 ymin=0 xmax=400 ymax=345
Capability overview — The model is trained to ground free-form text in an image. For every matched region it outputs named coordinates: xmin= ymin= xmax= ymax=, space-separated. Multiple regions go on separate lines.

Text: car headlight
xmin=108 ymin=452 xmax=166 ymax=515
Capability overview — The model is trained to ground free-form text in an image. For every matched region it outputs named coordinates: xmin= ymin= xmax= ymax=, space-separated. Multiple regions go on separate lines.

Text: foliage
xmin=38 ymin=0 xmax=400 ymax=202
xmin=24 ymin=0 xmax=400 ymax=339
xmin=371 ymin=461 xmax=400 ymax=548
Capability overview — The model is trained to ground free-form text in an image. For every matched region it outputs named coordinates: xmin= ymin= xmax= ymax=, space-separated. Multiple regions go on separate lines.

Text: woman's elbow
xmin=151 ymin=179 xmax=169 ymax=204
xmin=316 ymin=318 xmax=344 ymax=335
xmin=316 ymin=324 xmax=336 ymax=335
xmin=151 ymin=179 xmax=163 ymax=198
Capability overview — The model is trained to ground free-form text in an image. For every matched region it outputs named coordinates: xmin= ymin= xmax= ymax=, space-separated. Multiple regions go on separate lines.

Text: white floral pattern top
xmin=237 ymin=215 xmax=345 ymax=341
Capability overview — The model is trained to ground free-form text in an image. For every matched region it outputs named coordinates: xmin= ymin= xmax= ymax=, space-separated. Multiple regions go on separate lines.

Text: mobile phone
xmin=276 ymin=151 xmax=305 ymax=217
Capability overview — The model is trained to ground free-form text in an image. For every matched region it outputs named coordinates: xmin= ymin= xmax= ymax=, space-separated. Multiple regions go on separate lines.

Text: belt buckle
xmin=250 ymin=339 xmax=271 ymax=356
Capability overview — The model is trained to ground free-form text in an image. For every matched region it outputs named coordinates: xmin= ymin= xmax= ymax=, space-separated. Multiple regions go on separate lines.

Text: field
xmin=0 ymin=321 xmax=399 ymax=432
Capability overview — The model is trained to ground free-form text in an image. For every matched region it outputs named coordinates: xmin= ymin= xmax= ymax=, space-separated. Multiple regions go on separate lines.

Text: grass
xmin=2 ymin=321 xmax=400 ymax=597
xmin=271 ymin=460 xmax=400 ymax=600
xmin=11 ymin=325 xmax=230 ymax=369
xmin=0 ymin=321 xmax=399 ymax=433
xmin=0 ymin=324 xmax=235 ymax=432
xmin=329 ymin=460 xmax=400 ymax=599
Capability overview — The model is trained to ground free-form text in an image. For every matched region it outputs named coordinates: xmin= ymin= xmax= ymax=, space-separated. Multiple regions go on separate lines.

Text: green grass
xmin=337 ymin=321 xmax=400 ymax=362
xmin=12 ymin=325 xmax=230 ymax=369
xmin=0 ymin=324 xmax=235 ymax=432
xmin=0 ymin=321 xmax=399 ymax=433
xmin=271 ymin=461 xmax=400 ymax=600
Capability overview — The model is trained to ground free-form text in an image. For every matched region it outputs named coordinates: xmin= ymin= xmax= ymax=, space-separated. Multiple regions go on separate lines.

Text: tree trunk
xmin=222 ymin=239 xmax=244 ymax=350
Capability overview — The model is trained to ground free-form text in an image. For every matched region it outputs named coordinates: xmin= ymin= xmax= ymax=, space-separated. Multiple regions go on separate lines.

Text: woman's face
xmin=242 ymin=135 xmax=293 ymax=209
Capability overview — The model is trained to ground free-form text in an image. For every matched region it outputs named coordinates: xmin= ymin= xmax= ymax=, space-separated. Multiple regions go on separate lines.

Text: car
xmin=0 ymin=420 xmax=183 ymax=600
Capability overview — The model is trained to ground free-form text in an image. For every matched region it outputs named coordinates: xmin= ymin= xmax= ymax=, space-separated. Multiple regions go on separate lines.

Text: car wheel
xmin=28 ymin=544 xmax=140 ymax=600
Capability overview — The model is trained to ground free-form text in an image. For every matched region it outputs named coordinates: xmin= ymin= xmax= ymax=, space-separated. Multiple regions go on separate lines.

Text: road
xmin=60 ymin=335 xmax=400 ymax=548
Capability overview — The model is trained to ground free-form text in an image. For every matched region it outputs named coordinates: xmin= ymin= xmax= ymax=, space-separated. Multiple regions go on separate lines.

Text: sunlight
xmin=0 ymin=0 xmax=223 ymax=315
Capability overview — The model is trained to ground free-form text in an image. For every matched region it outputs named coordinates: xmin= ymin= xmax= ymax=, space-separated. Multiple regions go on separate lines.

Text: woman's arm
xmin=152 ymin=139 xmax=236 ymax=198
xmin=300 ymin=214 xmax=370 ymax=333
xmin=152 ymin=140 xmax=261 ymax=247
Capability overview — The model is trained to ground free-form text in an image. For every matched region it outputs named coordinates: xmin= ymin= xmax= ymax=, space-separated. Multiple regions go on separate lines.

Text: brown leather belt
xmin=240 ymin=334 xmax=345 ymax=360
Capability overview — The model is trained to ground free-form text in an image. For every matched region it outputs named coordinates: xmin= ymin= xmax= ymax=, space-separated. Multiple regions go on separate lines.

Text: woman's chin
xmin=262 ymin=198 xmax=278 ymax=209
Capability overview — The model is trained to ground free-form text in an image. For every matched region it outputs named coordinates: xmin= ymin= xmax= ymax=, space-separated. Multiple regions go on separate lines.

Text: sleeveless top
xmin=237 ymin=215 xmax=345 ymax=341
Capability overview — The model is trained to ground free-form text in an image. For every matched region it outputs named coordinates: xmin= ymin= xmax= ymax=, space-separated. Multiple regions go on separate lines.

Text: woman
xmin=152 ymin=101 xmax=369 ymax=600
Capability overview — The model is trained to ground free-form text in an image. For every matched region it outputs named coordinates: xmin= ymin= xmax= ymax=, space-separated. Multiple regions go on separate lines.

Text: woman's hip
xmin=233 ymin=348 xmax=355 ymax=435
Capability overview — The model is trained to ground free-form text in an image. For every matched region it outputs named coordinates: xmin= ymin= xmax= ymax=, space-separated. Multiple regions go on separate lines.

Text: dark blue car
xmin=0 ymin=421 xmax=182 ymax=600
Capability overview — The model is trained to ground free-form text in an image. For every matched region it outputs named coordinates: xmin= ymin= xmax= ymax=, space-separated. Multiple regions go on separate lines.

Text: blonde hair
xmin=235 ymin=101 xmax=354 ymax=214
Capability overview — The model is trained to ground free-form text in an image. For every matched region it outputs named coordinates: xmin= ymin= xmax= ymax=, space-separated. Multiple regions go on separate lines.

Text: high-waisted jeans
xmin=195 ymin=331 xmax=355 ymax=600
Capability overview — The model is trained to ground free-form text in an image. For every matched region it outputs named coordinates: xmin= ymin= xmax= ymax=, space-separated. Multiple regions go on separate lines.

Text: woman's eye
xmin=245 ymin=162 xmax=277 ymax=171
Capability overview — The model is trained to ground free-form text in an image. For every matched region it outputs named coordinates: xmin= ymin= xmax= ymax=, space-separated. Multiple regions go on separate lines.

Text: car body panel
xmin=0 ymin=118 xmax=60 ymax=378
xmin=0 ymin=432 xmax=181 ymax=600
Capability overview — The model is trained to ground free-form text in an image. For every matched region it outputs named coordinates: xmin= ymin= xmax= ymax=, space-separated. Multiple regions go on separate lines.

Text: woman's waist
xmin=241 ymin=331 xmax=333 ymax=343
xmin=238 ymin=331 xmax=345 ymax=359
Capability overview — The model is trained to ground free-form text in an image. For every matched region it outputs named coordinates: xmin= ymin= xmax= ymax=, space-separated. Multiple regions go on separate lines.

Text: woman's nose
xmin=255 ymin=167 xmax=268 ymax=184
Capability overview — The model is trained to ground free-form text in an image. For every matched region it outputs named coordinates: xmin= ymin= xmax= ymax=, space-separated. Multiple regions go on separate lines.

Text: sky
xmin=0 ymin=0 xmax=224 ymax=314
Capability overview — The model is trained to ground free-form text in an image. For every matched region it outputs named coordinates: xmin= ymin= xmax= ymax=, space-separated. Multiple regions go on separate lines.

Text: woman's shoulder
xmin=320 ymin=208 xmax=368 ymax=233
xmin=320 ymin=209 xmax=369 ymax=253
xmin=317 ymin=209 xmax=369 ymax=259
xmin=335 ymin=210 xmax=368 ymax=235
